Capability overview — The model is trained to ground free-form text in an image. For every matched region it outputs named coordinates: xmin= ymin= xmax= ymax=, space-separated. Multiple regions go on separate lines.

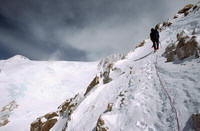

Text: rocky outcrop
xmin=173 ymin=15 xmax=178 ymax=19
xmin=30 ymin=112 xmax=58 ymax=131
xmin=101 ymin=68 xmax=112 ymax=84
xmin=176 ymin=36 xmax=199 ymax=60
xmin=163 ymin=43 xmax=176 ymax=62
xmin=30 ymin=94 xmax=80 ymax=131
xmin=58 ymin=94 xmax=79 ymax=118
xmin=163 ymin=30 xmax=200 ymax=62
xmin=155 ymin=20 xmax=172 ymax=31
xmin=44 ymin=112 xmax=58 ymax=120
xmin=192 ymin=114 xmax=200 ymax=131
xmin=104 ymin=103 xmax=113 ymax=113
xmin=178 ymin=4 xmax=193 ymax=14
xmin=95 ymin=103 xmax=113 ymax=131
xmin=135 ymin=40 xmax=145 ymax=49
xmin=96 ymin=116 xmax=109 ymax=131
xmin=42 ymin=119 xmax=57 ymax=131
xmin=57 ymin=94 xmax=80 ymax=130
xmin=0 ymin=101 xmax=18 ymax=127
xmin=31 ymin=118 xmax=43 ymax=131
xmin=155 ymin=23 xmax=161 ymax=30
xmin=163 ymin=21 xmax=172 ymax=27
xmin=84 ymin=76 xmax=99 ymax=96
xmin=98 ymin=54 xmax=124 ymax=85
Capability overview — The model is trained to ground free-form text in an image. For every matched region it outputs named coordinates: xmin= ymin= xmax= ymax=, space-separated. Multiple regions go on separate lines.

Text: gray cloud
xmin=0 ymin=0 xmax=197 ymax=61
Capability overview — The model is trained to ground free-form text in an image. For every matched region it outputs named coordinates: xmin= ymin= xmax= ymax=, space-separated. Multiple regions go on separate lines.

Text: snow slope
xmin=53 ymin=2 xmax=200 ymax=131
xmin=0 ymin=55 xmax=98 ymax=131
xmin=1 ymin=2 xmax=200 ymax=131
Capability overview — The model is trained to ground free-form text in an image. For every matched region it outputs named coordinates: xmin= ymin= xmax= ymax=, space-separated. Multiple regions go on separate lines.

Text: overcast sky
xmin=0 ymin=0 xmax=197 ymax=61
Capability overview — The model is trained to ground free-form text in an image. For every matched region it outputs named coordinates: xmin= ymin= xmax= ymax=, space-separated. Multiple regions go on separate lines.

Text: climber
xmin=150 ymin=28 xmax=160 ymax=52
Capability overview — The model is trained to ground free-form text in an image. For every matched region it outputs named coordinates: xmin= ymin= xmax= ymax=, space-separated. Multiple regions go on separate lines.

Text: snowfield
xmin=1 ymin=2 xmax=200 ymax=131
xmin=0 ymin=55 xmax=98 ymax=131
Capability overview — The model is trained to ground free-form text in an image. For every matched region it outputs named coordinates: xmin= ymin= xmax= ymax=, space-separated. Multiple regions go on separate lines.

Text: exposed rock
xmin=44 ymin=112 xmax=58 ymax=120
xmin=30 ymin=94 xmax=79 ymax=131
xmin=173 ymin=15 xmax=178 ymax=19
xmin=84 ymin=76 xmax=99 ymax=96
xmin=163 ymin=21 xmax=172 ymax=27
xmin=30 ymin=118 xmax=57 ymax=131
xmin=30 ymin=118 xmax=43 ymax=131
xmin=99 ymin=63 xmax=112 ymax=84
xmin=166 ymin=51 xmax=176 ymax=62
xmin=1 ymin=101 xmax=18 ymax=112
xmin=96 ymin=116 xmax=109 ymax=131
xmin=0 ymin=116 xmax=9 ymax=127
xmin=155 ymin=23 xmax=162 ymax=30
xmin=193 ymin=5 xmax=198 ymax=10
xmin=176 ymin=36 xmax=199 ymax=60
xmin=57 ymin=94 xmax=80 ymax=130
xmin=104 ymin=103 xmax=113 ymax=113
xmin=135 ymin=40 xmax=145 ymax=49
xmin=120 ymin=98 xmax=125 ymax=107
xmin=30 ymin=94 xmax=80 ymax=131
xmin=0 ymin=101 xmax=18 ymax=127
xmin=184 ymin=11 xmax=189 ymax=16
xmin=59 ymin=99 xmax=71 ymax=115
xmin=166 ymin=43 xmax=176 ymax=53
xmin=164 ymin=31 xmax=200 ymax=62
xmin=42 ymin=119 xmax=57 ymax=131
xmin=102 ymin=71 xmax=112 ymax=84
xmin=192 ymin=114 xmax=200 ymax=131
xmin=176 ymin=30 xmax=190 ymax=41
xmin=178 ymin=4 xmax=193 ymax=14
xmin=119 ymin=91 xmax=124 ymax=97
xmin=98 ymin=54 xmax=125 ymax=85
xmin=58 ymin=94 xmax=79 ymax=116
xmin=163 ymin=43 xmax=176 ymax=62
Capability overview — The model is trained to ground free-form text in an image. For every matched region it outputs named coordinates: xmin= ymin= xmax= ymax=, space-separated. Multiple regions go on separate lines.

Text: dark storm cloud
xmin=0 ymin=0 xmax=197 ymax=60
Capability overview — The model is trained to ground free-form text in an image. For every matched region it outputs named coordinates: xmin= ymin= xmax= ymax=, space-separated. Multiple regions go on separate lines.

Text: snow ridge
xmin=1 ymin=2 xmax=200 ymax=131
xmin=54 ymin=2 xmax=200 ymax=131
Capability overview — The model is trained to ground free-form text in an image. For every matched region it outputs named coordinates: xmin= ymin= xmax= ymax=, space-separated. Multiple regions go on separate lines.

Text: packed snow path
xmin=122 ymin=50 xmax=181 ymax=131
xmin=155 ymin=54 xmax=180 ymax=131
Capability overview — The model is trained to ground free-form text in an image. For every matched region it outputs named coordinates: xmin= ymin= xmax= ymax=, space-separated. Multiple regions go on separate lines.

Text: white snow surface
xmin=0 ymin=56 xmax=98 ymax=131
xmin=1 ymin=3 xmax=200 ymax=131
xmin=55 ymin=3 xmax=200 ymax=131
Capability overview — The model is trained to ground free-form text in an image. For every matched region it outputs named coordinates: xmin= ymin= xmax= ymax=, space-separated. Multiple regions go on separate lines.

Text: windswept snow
xmin=0 ymin=55 xmax=98 ymax=130
xmin=1 ymin=2 xmax=200 ymax=131
xmin=55 ymin=3 xmax=200 ymax=131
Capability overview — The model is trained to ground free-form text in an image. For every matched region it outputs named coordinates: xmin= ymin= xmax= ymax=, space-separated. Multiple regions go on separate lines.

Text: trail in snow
xmin=134 ymin=51 xmax=153 ymax=61
xmin=131 ymin=50 xmax=179 ymax=131
xmin=155 ymin=54 xmax=180 ymax=131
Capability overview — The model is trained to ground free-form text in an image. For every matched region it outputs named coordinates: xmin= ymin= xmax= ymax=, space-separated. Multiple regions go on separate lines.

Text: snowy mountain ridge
xmin=1 ymin=2 xmax=200 ymax=131
xmin=51 ymin=3 xmax=200 ymax=131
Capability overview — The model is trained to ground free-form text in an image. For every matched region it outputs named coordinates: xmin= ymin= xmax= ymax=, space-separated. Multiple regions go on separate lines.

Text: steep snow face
xmin=0 ymin=55 xmax=98 ymax=130
xmin=52 ymin=3 xmax=200 ymax=131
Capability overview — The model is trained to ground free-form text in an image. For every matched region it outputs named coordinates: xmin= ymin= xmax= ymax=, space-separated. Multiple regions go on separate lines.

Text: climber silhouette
xmin=150 ymin=28 xmax=160 ymax=52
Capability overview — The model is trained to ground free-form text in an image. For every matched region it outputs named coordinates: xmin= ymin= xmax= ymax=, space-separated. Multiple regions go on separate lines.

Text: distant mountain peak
xmin=8 ymin=55 xmax=30 ymax=61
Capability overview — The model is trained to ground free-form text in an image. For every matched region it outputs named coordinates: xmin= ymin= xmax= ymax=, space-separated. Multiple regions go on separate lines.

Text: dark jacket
xmin=150 ymin=29 xmax=159 ymax=42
